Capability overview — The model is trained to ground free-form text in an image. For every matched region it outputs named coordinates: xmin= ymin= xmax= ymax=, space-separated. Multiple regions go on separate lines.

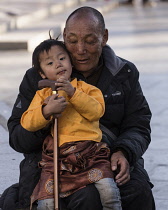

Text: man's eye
xmin=68 ymin=40 xmax=77 ymax=44
xmin=86 ymin=40 xmax=96 ymax=45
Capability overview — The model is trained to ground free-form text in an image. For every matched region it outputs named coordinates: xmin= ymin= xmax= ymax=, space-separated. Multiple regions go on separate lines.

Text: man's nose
xmin=76 ymin=42 xmax=87 ymax=54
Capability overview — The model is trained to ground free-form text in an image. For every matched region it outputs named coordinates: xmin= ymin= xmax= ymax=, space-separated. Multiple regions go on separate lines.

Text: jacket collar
xmin=102 ymin=44 xmax=127 ymax=76
xmin=97 ymin=45 xmax=128 ymax=94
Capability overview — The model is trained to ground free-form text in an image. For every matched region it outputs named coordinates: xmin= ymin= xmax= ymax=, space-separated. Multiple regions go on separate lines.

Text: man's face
xmin=63 ymin=14 xmax=108 ymax=77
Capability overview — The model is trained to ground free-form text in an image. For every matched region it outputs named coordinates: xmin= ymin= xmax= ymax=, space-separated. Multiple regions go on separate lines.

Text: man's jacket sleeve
xmin=113 ymin=63 xmax=152 ymax=166
xmin=7 ymin=68 xmax=49 ymax=154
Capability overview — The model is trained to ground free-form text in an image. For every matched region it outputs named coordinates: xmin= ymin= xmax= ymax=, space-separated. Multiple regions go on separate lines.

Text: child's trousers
xmin=95 ymin=178 xmax=122 ymax=210
xmin=37 ymin=198 xmax=54 ymax=210
xmin=37 ymin=178 xmax=122 ymax=210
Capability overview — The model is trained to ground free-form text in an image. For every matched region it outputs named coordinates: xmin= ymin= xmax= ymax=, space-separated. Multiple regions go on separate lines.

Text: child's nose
xmin=55 ymin=62 xmax=62 ymax=69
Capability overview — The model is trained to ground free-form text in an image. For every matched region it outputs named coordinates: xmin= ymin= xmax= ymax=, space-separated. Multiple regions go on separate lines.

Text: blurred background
xmin=0 ymin=0 xmax=168 ymax=209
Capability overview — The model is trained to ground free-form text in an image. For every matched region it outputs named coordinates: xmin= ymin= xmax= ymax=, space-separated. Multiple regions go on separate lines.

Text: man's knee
xmin=119 ymin=179 xmax=155 ymax=210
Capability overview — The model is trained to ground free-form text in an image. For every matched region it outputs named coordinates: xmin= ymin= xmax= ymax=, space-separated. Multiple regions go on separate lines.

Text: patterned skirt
xmin=31 ymin=135 xmax=114 ymax=204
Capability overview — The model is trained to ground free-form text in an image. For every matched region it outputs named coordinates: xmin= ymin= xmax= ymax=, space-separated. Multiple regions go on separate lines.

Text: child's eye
xmin=47 ymin=62 xmax=53 ymax=65
xmin=60 ymin=57 xmax=65 ymax=61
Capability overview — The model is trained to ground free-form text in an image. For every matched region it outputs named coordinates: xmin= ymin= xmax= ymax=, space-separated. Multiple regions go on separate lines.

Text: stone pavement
xmin=105 ymin=2 xmax=168 ymax=209
xmin=0 ymin=0 xmax=168 ymax=209
xmin=0 ymin=0 xmax=87 ymax=33
xmin=0 ymin=0 xmax=119 ymax=51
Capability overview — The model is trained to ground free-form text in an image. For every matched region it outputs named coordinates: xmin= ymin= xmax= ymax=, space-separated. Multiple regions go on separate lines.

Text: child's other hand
xmin=42 ymin=94 xmax=67 ymax=119
xmin=56 ymin=76 xmax=75 ymax=98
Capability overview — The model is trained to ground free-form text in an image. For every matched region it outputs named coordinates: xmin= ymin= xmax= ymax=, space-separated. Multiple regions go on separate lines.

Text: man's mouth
xmin=76 ymin=59 xmax=89 ymax=64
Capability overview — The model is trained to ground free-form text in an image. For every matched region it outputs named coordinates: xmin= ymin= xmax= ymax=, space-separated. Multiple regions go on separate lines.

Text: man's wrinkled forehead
xmin=66 ymin=12 xmax=99 ymax=29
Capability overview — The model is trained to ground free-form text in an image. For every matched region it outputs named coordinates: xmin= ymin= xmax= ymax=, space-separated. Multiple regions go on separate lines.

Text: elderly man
xmin=1 ymin=6 xmax=155 ymax=210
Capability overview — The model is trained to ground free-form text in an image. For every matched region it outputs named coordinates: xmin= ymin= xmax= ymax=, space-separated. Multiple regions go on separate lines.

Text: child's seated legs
xmin=95 ymin=178 xmax=122 ymax=210
xmin=37 ymin=198 xmax=54 ymax=210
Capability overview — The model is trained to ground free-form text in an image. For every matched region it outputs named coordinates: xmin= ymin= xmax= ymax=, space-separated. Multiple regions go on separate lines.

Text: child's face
xmin=39 ymin=45 xmax=72 ymax=81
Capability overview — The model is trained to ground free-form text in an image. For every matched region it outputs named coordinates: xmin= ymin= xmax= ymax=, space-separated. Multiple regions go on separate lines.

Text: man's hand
xmin=111 ymin=150 xmax=130 ymax=186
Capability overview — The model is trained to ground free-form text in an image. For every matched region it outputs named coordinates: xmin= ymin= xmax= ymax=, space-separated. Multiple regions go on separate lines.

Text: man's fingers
xmin=111 ymin=154 xmax=119 ymax=171
xmin=115 ymin=166 xmax=130 ymax=185
xmin=111 ymin=160 xmax=118 ymax=171
xmin=116 ymin=173 xmax=130 ymax=186
xmin=110 ymin=151 xmax=130 ymax=186
xmin=115 ymin=160 xmax=128 ymax=179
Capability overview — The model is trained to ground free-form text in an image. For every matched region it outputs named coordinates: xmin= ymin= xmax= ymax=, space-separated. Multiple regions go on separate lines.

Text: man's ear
xmin=102 ymin=29 xmax=108 ymax=46
xmin=63 ymin=28 xmax=66 ymax=40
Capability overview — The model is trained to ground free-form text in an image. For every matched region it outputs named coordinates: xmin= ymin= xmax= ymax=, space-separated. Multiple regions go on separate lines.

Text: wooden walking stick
xmin=38 ymin=79 xmax=59 ymax=210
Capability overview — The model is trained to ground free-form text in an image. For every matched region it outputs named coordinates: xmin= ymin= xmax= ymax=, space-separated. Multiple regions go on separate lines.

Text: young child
xmin=21 ymin=38 xmax=122 ymax=210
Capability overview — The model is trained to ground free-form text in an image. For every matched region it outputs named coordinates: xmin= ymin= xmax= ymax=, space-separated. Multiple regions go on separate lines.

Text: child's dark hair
xmin=32 ymin=37 xmax=69 ymax=73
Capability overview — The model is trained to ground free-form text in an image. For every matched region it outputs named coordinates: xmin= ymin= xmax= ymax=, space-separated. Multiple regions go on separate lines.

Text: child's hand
xmin=43 ymin=95 xmax=51 ymax=105
xmin=56 ymin=76 xmax=75 ymax=98
xmin=42 ymin=94 xmax=67 ymax=119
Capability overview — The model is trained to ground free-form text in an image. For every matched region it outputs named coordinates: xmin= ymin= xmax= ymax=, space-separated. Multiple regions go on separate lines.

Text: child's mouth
xmin=57 ymin=70 xmax=66 ymax=75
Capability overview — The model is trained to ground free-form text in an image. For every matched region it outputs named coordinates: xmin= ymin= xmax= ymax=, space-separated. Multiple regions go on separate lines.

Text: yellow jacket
xmin=21 ymin=78 xmax=105 ymax=146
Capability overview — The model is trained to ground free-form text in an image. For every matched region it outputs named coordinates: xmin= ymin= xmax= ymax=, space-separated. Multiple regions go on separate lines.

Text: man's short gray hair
xmin=65 ymin=6 xmax=105 ymax=33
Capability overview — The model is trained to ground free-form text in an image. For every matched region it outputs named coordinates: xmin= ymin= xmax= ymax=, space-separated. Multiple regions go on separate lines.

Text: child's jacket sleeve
xmin=21 ymin=88 xmax=52 ymax=132
xmin=69 ymin=79 xmax=105 ymax=121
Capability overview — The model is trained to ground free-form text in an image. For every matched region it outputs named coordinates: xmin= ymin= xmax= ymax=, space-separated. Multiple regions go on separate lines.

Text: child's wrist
xmin=42 ymin=105 xmax=52 ymax=120
xmin=68 ymin=87 xmax=76 ymax=98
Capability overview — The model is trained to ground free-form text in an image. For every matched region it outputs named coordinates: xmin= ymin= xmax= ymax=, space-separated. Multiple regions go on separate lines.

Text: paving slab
xmin=106 ymin=4 xmax=168 ymax=208
xmin=0 ymin=0 xmax=119 ymax=51
xmin=0 ymin=0 xmax=87 ymax=33
xmin=0 ymin=125 xmax=23 ymax=194
xmin=0 ymin=101 xmax=12 ymax=130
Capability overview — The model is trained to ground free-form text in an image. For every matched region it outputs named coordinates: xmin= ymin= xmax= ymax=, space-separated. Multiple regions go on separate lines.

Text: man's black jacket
xmin=4 ymin=45 xmax=152 ymax=209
